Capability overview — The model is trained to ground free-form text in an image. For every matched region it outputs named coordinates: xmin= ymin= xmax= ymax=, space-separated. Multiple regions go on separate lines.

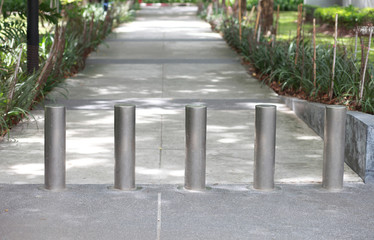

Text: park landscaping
xmin=200 ymin=1 xmax=374 ymax=115
xmin=0 ymin=0 xmax=135 ymax=138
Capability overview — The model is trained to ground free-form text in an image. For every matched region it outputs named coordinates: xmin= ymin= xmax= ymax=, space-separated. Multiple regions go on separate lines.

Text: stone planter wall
xmin=281 ymin=96 xmax=374 ymax=182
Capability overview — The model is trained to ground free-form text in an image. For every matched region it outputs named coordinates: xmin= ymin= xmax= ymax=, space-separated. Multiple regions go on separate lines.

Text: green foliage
xmin=1 ymin=0 xmax=61 ymax=24
xmin=141 ymin=0 xmax=197 ymax=3
xmin=304 ymin=4 xmax=319 ymax=22
xmin=0 ymin=19 xmax=27 ymax=53
xmin=61 ymin=0 xmax=83 ymax=4
xmin=0 ymin=2 xmax=134 ymax=136
xmin=275 ymin=0 xmax=303 ymax=11
xmin=39 ymin=2 xmax=62 ymax=25
xmin=1 ymin=0 xmax=26 ymax=19
xmin=314 ymin=5 xmax=374 ymax=28
xmin=202 ymin=9 xmax=374 ymax=114
xmin=246 ymin=0 xmax=303 ymax=11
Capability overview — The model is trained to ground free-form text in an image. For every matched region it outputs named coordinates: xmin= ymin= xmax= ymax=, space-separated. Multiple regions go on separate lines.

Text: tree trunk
xmin=260 ymin=0 xmax=273 ymax=36
xmin=240 ymin=0 xmax=246 ymax=17
xmin=233 ymin=0 xmax=238 ymax=17
xmin=27 ymin=0 xmax=39 ymax=74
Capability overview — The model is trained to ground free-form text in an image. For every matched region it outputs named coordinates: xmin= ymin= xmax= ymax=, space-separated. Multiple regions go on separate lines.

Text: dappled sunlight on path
xmin=0 ymin=5 xmax=361 ymax=185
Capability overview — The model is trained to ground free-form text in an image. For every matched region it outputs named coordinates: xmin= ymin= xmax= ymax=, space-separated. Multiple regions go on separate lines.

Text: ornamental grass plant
xmin=0 ymin=1 xmax=135 ymax=138
xmin=203 ymin=8 xmax=374 ymax=114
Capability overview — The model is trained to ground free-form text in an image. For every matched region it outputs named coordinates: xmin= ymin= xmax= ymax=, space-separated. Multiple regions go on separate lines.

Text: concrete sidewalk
xmin=1 ymin=183 xmax=374 ymax=240
xmin=1 ymin=6 xmax=373 ymax=240
xmin=0 ymin=6 xmax=360 ymax=184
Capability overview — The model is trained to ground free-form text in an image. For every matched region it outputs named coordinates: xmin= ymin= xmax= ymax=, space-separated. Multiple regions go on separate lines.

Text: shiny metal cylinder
xmin=44 ymin=105 xmax=66 ymax=191
xmin=253 ymin=105 xmax=276 ymax=190
xmin=322 ymin=105 xmax=346 ymax=190
xmin=114 ymin=104 xmax=136 ymax=190
xmin=185 ymin=105 xmax=207 ymax=191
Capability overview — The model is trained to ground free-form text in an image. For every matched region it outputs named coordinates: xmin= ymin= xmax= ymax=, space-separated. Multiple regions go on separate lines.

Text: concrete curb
xmin=280 ymin=96 xmax=374 ymax=183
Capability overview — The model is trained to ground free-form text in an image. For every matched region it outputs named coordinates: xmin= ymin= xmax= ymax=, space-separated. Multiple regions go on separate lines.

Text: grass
xmin=204 ymin=8 xmax=374 ymax=114
xmin=244 ymin=11 xmax=374 ymax=62
xmin=275 ymin=11 xmax=374 ymax=62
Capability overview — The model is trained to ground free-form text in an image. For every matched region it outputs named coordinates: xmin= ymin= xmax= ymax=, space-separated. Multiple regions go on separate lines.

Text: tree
xmin=260 ymin=0 xmax=273 ymax=36
xmin=27 ymin=0 xmax=39 ymax=74
xmin=233 ymin=0 xmax=245 ymax=17
xmin=240 ymin=0 xmax=246 ymax=16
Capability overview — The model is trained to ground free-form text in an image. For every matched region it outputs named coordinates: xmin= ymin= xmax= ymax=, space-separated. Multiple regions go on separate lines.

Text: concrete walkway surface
xmin=1 ymin=183 xmax=374 ymax=240
xmin=0 ymin=5 xmax=373 ymax=240
xmin=0 ymin=6 xmax=360 ymax=184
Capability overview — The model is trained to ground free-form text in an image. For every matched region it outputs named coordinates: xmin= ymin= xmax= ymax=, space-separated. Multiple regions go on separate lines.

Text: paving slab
xmin=1 ymin=184 xmax=374 ymax=240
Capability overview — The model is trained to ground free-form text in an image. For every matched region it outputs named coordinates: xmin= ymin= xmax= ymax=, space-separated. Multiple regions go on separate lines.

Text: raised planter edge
xmin=280 ymin=96 xmax=374 ymax=183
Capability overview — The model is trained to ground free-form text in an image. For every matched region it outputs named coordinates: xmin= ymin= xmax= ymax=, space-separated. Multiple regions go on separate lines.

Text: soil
xmin=214 ymin=19 xmax=369 ymax=113
xmin=314 ymin=23 xmax=374 ymax=37
xmin=315 ymin=23 xmax=356 ymax=37
xmin=239 ymin=57 xmax=363 ymax=112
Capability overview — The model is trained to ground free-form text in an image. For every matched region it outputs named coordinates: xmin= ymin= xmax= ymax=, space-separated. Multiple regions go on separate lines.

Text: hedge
xmin=314 ymin=5 xmax=374 ymax=28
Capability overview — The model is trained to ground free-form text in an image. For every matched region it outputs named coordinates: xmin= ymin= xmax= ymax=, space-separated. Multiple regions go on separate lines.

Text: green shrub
xmin=142 ymin=0 xmax=197 ymax=3
xmin=202 ymin=10 xmax=374 ymax=114
xmin=314 ymin=5 xmax=374 ymax=28
xmin=276 ymin=0 xmax=303 ymax=11
xmin=0 ymin=2 xmax=134 ymax=136
xmin=304 ymin=4 xmax=319 ymax=22
xmin=246 ymin=0 xmax=303 ymax=11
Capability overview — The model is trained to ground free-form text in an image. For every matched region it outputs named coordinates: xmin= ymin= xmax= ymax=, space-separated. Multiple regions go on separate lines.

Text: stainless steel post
xmin=253 ymin=105 xmax=276 ymax=190
xmin=322 ymin=105 xmax=346 ymax=190
xmin=185 ymin=105 xmax=207 ymax=191
xmin=45 ymin=105 xmax=66 ymax=191
xmin=114 ymin=104 xmax=136 ymax=190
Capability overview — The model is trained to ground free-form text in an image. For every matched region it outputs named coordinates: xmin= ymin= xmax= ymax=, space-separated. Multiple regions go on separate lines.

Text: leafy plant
xmin=201 ymin=7 xmax=374 ymax=114
xmin=314 ymin=5 xmax=374 ymax=28
xmin=0 ymin=2 xmax=134 ymax=137
xmin=1 ymin=0 xmax=61 ymax=24
xmin=245 ymin=0 xmax=303 ymax=11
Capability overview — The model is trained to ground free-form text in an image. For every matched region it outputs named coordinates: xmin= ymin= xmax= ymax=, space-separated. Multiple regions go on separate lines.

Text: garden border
xmin=281 ymin=96 xmax=374 ymax=183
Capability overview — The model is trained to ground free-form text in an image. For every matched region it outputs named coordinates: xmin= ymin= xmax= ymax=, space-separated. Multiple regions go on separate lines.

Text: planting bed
xmin=282 ymin=96 xmax=374 ymax=182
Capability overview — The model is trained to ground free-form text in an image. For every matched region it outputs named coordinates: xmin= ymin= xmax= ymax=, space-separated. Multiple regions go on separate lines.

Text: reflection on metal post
xmin=185 ymin=105 xmax=207 ymax=191
xmin=114 ymin=104 xmax=136 ymax=190
xmin=322 ymin=105 xmax=346 ymax=190
xmin=45 ymin=105 xmax=66 ymax=191
xmin=253 ymin=105 xmax=276 ymax=190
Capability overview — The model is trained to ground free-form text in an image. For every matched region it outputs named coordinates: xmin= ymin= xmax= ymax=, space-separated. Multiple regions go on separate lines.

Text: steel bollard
xmin=322 ymin=105 xmax=346 ymax=190
xmin=114 ymin=104 xmax=136 ymax=190
xmin=253 ymin=105 xmax=277 ymax=190
xmin=45 ymin=105 xmax=66 ymax=191
xmin=185 ymin=105 xmax=207 ymax=191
